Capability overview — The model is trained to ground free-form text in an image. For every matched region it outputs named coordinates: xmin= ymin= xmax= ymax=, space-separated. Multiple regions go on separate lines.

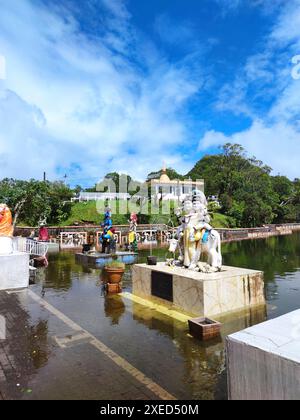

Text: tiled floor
xmin=0 ymin=290 xmax=169 ymax=400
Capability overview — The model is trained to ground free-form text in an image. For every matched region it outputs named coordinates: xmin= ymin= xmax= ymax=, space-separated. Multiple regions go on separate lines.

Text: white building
xmin=73 ymin=192 xmax=131 ymax=202
xmin=148 ymin=166 xmax=204 ymax=202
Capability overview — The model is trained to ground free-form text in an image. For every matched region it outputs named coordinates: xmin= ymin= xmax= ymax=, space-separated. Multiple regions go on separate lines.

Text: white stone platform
xmin=132 ymin=263 xmax=265 ymax=317
xmin=0 ymin=252 xmax=30 ymax=290
xmin=227 ymin=310 xmax=300 ymax=400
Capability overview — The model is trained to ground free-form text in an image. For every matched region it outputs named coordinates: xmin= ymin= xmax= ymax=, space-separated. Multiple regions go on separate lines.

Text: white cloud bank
xmin=199 ymin=0 xmax=300 ymax=179
xmin=200 ymin=120 xmax=300 ymax=178
xmin=0 ymin=0 xmax=201 ymax=184
xmin=1 ymin=0 xmax=300 ymax=184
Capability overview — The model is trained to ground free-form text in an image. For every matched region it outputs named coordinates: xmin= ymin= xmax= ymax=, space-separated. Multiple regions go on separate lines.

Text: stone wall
xmin=14 ymin=223 xmax=300 ymax=244
xmin=219 ymin=223 xmax=300 ymax=243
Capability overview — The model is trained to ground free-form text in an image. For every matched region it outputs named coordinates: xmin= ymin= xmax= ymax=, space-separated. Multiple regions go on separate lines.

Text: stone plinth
xmin=227 ymin=310 xmax=300 ymax=400
xmin=0 ymin=236 xmax=13 ymax=255
xmin=0 ymin=252 xmax=30 ymax=290
xmin=132 ymin=263 xmax=265 ymax=317
xmin=76 ymin=252 xmax=138 ymax=267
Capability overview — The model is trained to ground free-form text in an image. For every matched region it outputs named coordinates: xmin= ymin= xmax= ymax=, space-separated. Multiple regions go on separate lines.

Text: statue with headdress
xmin=99 ymin=208 xmax=116 ymax=254
xmin=0 ymin=204 xmax=13 ymax=237
xmin=128 ymin=212 xmax=138 ymax=252
xmin=0 ymin=204 xmax=14 ymax=255
xmin=168 ymin=191 xmax=222 ymax=272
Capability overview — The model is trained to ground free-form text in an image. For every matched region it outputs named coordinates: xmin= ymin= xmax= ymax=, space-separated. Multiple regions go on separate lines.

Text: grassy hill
xmin=59 ymin=201 xmax=129 ymax=226
xmin=59 ymin=200 xmax=234 ymax=228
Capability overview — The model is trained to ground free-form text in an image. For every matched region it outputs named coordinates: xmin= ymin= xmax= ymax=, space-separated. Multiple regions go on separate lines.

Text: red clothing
xmin=39 ymin=227 xmax=49 ymax=242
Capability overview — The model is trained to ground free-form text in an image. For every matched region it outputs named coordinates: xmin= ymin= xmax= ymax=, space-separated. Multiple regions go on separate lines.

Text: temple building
xmin=148 ymin=165 xmax=204 ymax=202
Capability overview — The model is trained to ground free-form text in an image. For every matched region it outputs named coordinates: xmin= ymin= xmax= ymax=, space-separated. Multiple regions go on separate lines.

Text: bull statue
xmin=168 ymin=191 xmax=222 ymax=272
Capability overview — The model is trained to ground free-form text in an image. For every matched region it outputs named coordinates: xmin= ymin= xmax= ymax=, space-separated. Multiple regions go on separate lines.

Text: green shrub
xmin=105 ymin=261 xmax=125 ymax=269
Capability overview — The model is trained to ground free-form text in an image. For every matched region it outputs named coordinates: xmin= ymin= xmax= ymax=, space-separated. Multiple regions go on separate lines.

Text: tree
xmin=0 ymin=179 xmax=50 ymax=228
xmin=187 ymin=143 xmax=286 ymax=227
xmin=187 ymin=155 xmax=223 ymax=196
xmin=73 ymin=185 xmax=83 ymax=195
xmin=0 ymin=178 xmax=74 ymax=228
xmin=147 ymin=168 xmax=184 ymax=182
xmin=47 ymin=182 xmax=74 ymax=224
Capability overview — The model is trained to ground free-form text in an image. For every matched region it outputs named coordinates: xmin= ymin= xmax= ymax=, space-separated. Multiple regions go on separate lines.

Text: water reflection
xmin=131 ymin=300 xmax=267 ymax=399
xmin=26 ymin=320 xmax=49 ymax=370
xmin=0 ymin=293 xmax=51 ymax=399
xmin=104 ymin=295 xmax=126 ymax=325
xmin=222 ymin=232 xmax=300 ymax=318
xmin=222 ymin=233 xmax=300 ymax=280
xmin=26 ymin=232 xmax=300 ymax=400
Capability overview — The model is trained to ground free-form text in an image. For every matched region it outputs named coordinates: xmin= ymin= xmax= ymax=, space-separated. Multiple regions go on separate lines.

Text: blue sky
xmin=0 ymin=0 xmax=299 ymax=186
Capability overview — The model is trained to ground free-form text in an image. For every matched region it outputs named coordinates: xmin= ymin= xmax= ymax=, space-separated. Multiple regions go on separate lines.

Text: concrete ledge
xmin=0 ymin=252 xmax=29 ymax=290
xmin=75 ymin=251 xmax=138 ymax=267
xmin=227 ymin=310 xmax=300 ymax=400
xmin=132 ymin=262 xmax=265 ymax=317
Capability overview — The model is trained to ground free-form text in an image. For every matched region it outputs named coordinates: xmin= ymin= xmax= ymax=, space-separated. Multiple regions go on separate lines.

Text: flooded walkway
xmin=1 ymin=233 xmax=300 ymax=400
xmin=0 ymin=290 xmax=171 ymax=400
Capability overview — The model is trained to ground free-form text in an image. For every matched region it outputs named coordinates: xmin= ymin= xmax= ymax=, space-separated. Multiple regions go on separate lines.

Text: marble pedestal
xmin=227 ymin=310 xmax=300 ymax=400
xmin=0 ymin=252 xmax=30 ymax=290
xmin=132 ymin=263 xmax=265 ymax=317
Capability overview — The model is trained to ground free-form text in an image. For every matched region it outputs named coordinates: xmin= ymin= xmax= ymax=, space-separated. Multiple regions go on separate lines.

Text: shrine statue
xmin=100 ymin=208 xmax=116 ymax=254
xmin=0 ymin=204 xmax=14 ymax=255
xmin=128 ymin=212 xmax=138 ymax=252
xmin=168 ymin=191 xmax=222 ymax=272
xmin=0 ymin=204 xmax=13 ymax=237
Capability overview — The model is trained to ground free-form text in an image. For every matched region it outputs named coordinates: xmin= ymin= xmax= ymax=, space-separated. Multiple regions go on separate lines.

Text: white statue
xmin=168 ymin=191 xmax=222 ymax=272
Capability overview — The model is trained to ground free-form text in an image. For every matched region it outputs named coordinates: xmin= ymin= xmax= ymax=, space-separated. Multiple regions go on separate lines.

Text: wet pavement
xmin=1 ymin=233 xmax=300 ymax=400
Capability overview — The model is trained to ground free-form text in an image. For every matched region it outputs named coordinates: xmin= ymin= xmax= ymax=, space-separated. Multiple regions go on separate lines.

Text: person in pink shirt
xmin=39 ymin=225 xmax=49 ymax=242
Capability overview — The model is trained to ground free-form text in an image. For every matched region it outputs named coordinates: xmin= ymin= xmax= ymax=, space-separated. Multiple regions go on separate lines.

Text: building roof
xmin=159 ymin=169 xmax=171 ymax=183
xmin=148 ymin=164 xmax=204 ymax=185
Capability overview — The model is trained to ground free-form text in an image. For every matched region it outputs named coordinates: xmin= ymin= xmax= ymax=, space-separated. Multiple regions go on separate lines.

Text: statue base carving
xmin=132 ymin=262 xmax=265 ymax=318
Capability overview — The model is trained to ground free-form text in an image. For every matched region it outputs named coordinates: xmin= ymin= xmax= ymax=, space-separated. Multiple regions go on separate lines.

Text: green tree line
xmin=1 ymin=143 xmax=299 ymax=228
xmin=0 ymin=179 xmax=73 ymax=227
xmin=187 ymin=144 xmax=300 ymax=227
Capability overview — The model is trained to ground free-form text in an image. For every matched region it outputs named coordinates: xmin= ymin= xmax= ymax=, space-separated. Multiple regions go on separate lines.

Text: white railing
xmin=14 ymin=237 xmax=48 ymax=257
xmin=30 ymin=241 xmax=48 ymax=257
xmin=60 ymin=232 xmax=88 ymax=248
xmin=78 ymin=192 xmax=131 ymax=201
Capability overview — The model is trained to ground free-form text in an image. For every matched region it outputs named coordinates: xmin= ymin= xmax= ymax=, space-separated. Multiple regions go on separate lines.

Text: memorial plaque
xmin=151 ymin=271 xmax=173 ymax=302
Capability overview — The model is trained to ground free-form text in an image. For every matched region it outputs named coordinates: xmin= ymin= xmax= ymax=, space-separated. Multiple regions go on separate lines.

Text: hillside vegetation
xmin=1 ymin=143 xmax=299 ymax=228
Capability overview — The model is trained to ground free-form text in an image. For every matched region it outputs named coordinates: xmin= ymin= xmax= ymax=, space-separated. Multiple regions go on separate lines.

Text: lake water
xmin=28 ymin=232 xmax=300 ymax=400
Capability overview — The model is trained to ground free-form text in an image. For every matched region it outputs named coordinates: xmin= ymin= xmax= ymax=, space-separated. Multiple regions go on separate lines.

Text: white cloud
xmin=199 ymin=120 xmax=300 ymax=179
xmin=201 ymin=0 xmax=300 ymax=179
xmin=270 ymin=0 xmax=300 ymax=49
xmin=0 ymin=0 xmax=201 ymax=184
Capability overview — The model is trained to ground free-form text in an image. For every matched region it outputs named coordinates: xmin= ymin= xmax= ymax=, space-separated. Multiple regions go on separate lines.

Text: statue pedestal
xmin=0 ymin=252 xmax=30 ymax=290
xmin=132 ymin=263 xmax=265 ymax=318
xmin=227 ymin=310 xmax=300 ymax=400
xmin=0 ymin=236 xmax=13 ymax=255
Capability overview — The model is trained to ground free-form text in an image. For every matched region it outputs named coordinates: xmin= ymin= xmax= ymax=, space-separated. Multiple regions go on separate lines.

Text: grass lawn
xmin=60 ymin=201 xmax=129 ymax=226
xmin=59 ymin=200 xmax=235 ymax=228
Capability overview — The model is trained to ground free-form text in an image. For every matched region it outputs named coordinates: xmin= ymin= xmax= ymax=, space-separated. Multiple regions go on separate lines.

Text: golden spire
xmin=160 ymin=161 xmax=170 ymax=183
